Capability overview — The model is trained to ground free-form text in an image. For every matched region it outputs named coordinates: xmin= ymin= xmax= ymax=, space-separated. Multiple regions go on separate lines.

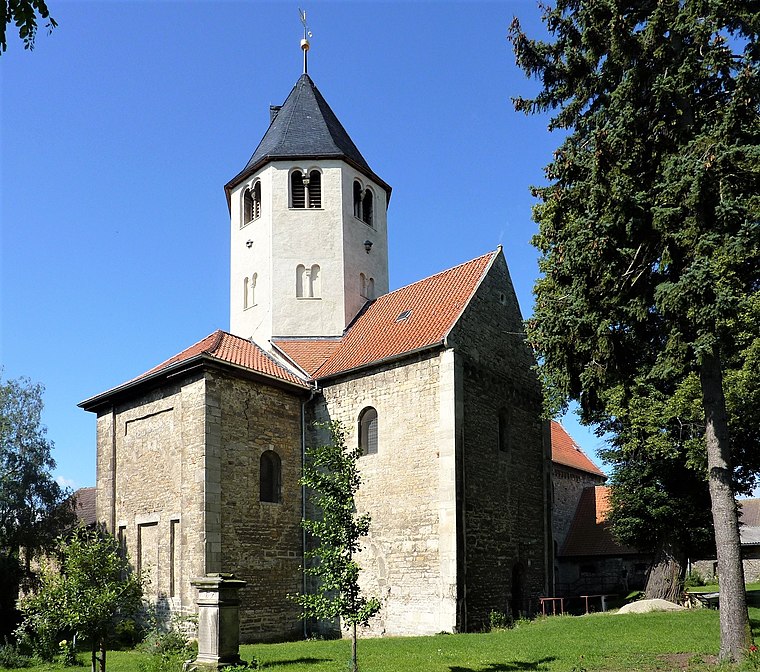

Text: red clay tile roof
xmin=272 ymin=339 xmax=342 ymax=377
xmin=551 ymin=421 xmax=606 ymax=478
xmin=313 ymin=251 xmax=496 ymax=378
xmin=560 ymin=486 xmax=639 ymax=557
xmin=134 ymin=330 xmax=308 ymax=387
xmin=82 ymin=331 xmax=309 ymax=407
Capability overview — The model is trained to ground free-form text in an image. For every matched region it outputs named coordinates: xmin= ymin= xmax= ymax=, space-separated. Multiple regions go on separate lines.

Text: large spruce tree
xmin=510 ymin=0 xmax=759 ymax=660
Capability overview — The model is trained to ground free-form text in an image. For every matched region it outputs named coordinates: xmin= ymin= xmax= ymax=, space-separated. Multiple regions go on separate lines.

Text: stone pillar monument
xmin=190 ymin=573 xmax=247 ymax=669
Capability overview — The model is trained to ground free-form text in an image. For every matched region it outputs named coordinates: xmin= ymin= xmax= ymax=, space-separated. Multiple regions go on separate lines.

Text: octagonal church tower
xmin=224 ymin=73 xmax=392 ymax=347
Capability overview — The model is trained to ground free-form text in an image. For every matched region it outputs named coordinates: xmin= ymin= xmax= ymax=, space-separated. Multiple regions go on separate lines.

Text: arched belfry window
xmin=353 ymin=181 xmax=363 ymax=219
xmin=291 ymin=169 xmax=321 ymax=209
xmin=308 ymin=170 xmax=321 ymax=208
xmin=260 ymin=450 xmax=281 ymax=503
xmin=291 ymin=170 xmax=306 ymax=208
xmin=252 ymin=182 xmax=261 ymax=219
xmin=362 ymin=189 xmax=373 ymax=226
xmin=243 ymin=182 xmax=261 ymax=225
xmin=359 ymin=407 xmax=378 ymax=455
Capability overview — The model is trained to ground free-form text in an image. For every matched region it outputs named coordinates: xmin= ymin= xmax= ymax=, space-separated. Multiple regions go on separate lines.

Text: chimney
xmin=269 ymin=105 xmax=282 ymax=123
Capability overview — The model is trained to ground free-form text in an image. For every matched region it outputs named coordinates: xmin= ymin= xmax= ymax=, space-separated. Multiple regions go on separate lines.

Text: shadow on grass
xmin=265 ymin=658 xmax=333 ymax=666
xmin=450 ymin=657 xmax=557 ymax=671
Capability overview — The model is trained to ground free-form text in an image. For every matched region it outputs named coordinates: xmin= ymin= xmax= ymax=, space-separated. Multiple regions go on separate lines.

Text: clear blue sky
xmin=1 ymin=1 xmax=607 ymax=491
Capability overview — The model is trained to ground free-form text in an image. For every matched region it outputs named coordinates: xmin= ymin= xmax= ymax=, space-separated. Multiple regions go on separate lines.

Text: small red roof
xmin=135 ymin=330 xmax=308 ymax=387
xmin=81 ymin=331 xmax=309 ymax=408
xmin=272 ymin=339 xmax=342 ymax=377
xmin=560 ymin=486 xmax=639 ymax=557
xmin=551 ymin=421 xmax=606 ymax=478
xmin=312 ymin=251 xmax=496 ymax=378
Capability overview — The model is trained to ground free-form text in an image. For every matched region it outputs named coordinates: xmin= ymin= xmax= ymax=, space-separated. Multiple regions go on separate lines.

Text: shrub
xmin=488 ymin=610 xmax=513 ymax=631
xmin=0 ymin=640 xmax=31 ymax=669
xmin=58 ymin=638 xmax=78 ymax=666
xmin=139 ymin=628 xmax=190 ymax=657
xmin=685 ymin=569 xmax=707 ymax=588
xmin=138 ymin=622 xmax=197 ymax=672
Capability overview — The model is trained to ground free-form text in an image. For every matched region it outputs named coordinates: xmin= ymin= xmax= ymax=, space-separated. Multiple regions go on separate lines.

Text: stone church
xmin=80 ymin=66 xmax=551 ymax=642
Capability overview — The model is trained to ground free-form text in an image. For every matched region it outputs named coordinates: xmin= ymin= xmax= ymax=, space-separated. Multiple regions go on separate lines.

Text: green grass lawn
xmin=688 ymin=582 xmax=760 ymax=594
xmin=6 ymin=607 xmax=760 ymax=672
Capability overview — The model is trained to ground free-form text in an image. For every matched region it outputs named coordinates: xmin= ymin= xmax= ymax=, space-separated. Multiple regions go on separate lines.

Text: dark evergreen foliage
xmin=509 ymin=0 xmax=758 ymax=660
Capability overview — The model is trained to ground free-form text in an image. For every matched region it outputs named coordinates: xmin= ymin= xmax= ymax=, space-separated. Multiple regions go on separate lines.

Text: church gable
xmin=299 ymin=250 xmax=496 ymax=379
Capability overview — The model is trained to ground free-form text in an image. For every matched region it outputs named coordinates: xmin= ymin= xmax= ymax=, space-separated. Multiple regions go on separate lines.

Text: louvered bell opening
xmin=291 ymin=171 xmax=306 ymax=208
xmin=362 ymin=189 xmax=373 ymax=226
xmin=253 ymin=182 xmax=262 ymax=219
xmin=353 ymin=181 xmax=362 ymax=218
xmin=308 ymin=170 xmax=321 ymax=208
xmin=243 ymin=189 xmax=254 ymax=223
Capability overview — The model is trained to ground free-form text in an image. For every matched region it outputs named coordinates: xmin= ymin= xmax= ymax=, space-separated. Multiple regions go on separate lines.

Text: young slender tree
xmin=16 ymin=525 xmax=143 ymax=672
xmin=294 ymin=421 xmax=380 ymax=672
xmin=510 ymin=0 xmax=759 ymax=660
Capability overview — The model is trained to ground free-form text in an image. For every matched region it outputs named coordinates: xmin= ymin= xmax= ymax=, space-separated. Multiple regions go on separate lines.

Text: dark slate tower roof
xmin=225 ymin=74 xmax=391 ymax=203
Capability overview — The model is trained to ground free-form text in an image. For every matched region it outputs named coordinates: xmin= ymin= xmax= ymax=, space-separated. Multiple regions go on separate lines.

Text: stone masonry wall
xmin=447 ymin=251 xmax=549 ymax=629
xmin=207 ymin=370 xmax=305 ymax=643
xmin=552 ymin=466 xmax=606 ymax=556
xmin=95 ymin=373 xmax=208 ymax=622
xmin=311 ymin=350 xmax=459 ymax=637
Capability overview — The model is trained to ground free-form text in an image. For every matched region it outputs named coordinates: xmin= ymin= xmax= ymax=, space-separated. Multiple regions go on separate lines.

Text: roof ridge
xmin=206 ymin=329 xmax=226 ymax=356
xmin=380 ymin=251 xmax=497 ymax=299
xmin=278 ymin=77 xmax=303 ymax=148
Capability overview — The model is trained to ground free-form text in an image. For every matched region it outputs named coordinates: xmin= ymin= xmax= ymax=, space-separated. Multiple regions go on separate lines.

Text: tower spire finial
xmin=298 ymin=8 xmax=312 ymax=74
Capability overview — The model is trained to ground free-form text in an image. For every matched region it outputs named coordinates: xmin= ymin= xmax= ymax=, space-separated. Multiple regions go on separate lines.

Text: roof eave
xmin=79 ymin=353 xmax=310 ymax=412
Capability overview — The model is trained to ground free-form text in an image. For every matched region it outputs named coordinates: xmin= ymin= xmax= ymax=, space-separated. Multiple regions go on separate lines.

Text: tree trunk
xmin=645 ymin=538 xmax=685 ymax=602
xmin=91 ymin=643 xmax=96 ymax=672
xmin=700 ymin=352 xmax=752 ymax=661
xmin=100 ymin=641 xmax=106 ymax=672
xmin=351 ymin=621 xmax=358 ymax=672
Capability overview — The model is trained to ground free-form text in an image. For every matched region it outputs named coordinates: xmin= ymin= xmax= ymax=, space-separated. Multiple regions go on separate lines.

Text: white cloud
xmin=56 ymin=475 xmax=78 ymax=491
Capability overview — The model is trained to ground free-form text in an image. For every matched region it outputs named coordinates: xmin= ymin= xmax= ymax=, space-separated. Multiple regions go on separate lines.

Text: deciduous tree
xmin=294 ymin=422 xmax=380 ymax=672
xmin=1 ymin=0 xmax=56 ymax=53
xmin=0 ymin=375 xmax=75 ymax=635
xmin=510 ymin=0 xmax=759 ymax=660
xmin=16 ymin=526 xmax=143 ymax=672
